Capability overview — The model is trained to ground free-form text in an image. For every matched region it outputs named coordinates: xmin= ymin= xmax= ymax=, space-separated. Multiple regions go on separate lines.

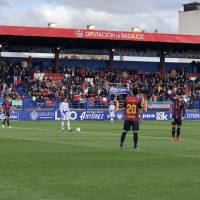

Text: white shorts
xmin=110 ymin=111 xmax=115 ymax=118
xmin=62 ymin=113 xmax=70 ymax=121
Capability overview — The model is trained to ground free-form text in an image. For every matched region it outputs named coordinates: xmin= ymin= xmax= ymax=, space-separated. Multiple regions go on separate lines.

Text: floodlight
xmin=132 ymin=27 xmax=140 ymax=32
xmin=87 ymin=24 xmax=96 ymax=30
xmin=48 ymin=22 xmax=57 ymax=28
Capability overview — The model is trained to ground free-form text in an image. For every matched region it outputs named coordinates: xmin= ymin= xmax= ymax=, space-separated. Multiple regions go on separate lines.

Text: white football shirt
xmin=60 ymin=102 xmax=70 ymax=116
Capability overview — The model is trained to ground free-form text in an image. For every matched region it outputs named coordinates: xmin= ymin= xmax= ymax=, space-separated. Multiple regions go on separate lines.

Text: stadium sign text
xmin=0 ymin=113 xmax=19 ymax=121
xmin=80 ymin=111 xmax=104 ymax=121
xmin=30 ymin=111 xmax=55 ymax=121
xmin=85 ymin=31 xmax=144 ymax=40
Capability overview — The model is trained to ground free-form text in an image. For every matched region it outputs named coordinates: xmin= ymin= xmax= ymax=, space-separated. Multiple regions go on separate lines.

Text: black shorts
xmin=171 ymin=117 xmax=182 ymax=126
xmin=4 ymin=112 xmax=10 ymax=118
xmin=123 ymin=120 xmax=139 ymax=132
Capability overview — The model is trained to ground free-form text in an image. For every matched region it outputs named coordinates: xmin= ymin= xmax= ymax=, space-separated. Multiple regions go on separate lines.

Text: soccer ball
xmin=76 ymin=127 xmax=81 ymax=132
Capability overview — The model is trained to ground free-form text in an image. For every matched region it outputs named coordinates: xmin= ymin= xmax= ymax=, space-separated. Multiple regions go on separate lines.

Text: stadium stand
xmin=0 ymin=58 xmax=199 ymax=111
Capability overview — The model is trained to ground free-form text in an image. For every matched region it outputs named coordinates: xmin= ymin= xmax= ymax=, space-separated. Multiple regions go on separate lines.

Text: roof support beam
xmin=109 ymin=49 xmax=114 ymax=73
xmin=55 ymin=48 xmax=59 ymax=73
xmin=160 ymin=51 xmax=166 ymax=78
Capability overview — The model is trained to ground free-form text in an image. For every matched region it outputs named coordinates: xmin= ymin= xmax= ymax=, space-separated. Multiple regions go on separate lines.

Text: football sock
xmin=133 ymin=132 xmax=138 ymax=148
xmin=111 ymin=118 xmax=113 ymax=123
xmin=120 ymin=132 xmax=127 ymax=146
xmin=7 ymin=120 xmax=10 ymax=126
xmin=3 ymin=119 xmax=6 ymax=125
xmin=177 ymin=128 xmax=180 ymax=138
xmin=172 ymin=127 xmax=175 ymax=137
xmin=62 ymin=121 xmax=64 ymax=129
xmin=67 ymin=121 xmax=70 ymax=130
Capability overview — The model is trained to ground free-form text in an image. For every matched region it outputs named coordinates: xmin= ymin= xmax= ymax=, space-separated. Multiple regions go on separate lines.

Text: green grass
xmin=0 ymin=121 xmax=200 ymax=200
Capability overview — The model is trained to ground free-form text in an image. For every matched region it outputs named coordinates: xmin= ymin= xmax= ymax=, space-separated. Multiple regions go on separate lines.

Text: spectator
xmin=22 ymin=59 xmax=28 ymax=69
xmin=171 ymin=69 xmax=176 ymax=75
xmin=35 ymin=59 xmax=39 ymax=71
xmin=17 ymin=78 xmax=23 ymax=88
xmin=13 ymin=69 xmax=18 ymax=86
xmin=52 ymin=65 xmax=56 ymax=73
xmin=103 ymin=79 xmax=108 ymax=90
xmin=98 ymin=77 xmax=103 ymax=90
xmin=62 ymin=64 xmax=66 ymax=73
xmin=27 ymin=56 xmax=33 ymax=68
xmin=184 ymin=65 xmax=188 ymax=76
xmin=48 ymin=64 xmax=52 ymax=74
xmin=39 ymin=59 xmax=43 ymax=72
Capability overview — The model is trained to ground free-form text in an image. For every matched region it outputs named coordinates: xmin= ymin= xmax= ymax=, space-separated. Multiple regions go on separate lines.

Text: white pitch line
xmin=0 ymin=136 xmax=170 ymax=140
xmin=0 ymin=127 xmax=193 ymax=141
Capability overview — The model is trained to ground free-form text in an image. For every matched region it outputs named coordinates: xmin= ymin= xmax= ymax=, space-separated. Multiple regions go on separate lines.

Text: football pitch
xmin=0 ymin=121 xmax=200 ymax=200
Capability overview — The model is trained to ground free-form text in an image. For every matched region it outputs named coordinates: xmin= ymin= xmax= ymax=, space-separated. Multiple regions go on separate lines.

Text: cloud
xmin=0 ymin=0 xmax=193 ymax=33
xmin=0 ymin=0 xmax=11 ymax=7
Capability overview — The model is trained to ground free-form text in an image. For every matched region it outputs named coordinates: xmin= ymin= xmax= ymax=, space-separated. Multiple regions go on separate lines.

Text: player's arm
xmin=10 ymin=106 xmax=14 ymax=113
xmin=60 ymin=104 xmax=64 ymax=117
xmin=68 ymin=104 xmax=71 ymax=117
xmin=123 ymin=100 xmax=127 ymax=115
xmin=138 ymin=99 xmax=143 ymax=124
xmin=1 ymin=102 xmax=4 ymax=112
xmin=181 ymin=101 xmax=186 ymax=121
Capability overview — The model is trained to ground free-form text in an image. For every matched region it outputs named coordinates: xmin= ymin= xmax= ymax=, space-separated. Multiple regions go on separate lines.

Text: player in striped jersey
xmin=1 ymin=96 xmax=14 ymax=128
xmin=171 ymin=93 xmax=185 ymax=141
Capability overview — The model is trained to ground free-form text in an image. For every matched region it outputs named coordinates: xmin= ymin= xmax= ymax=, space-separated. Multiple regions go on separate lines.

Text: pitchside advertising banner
xmin=112 ymin=87 xmax=128 ymax=94
xmin=147 ymin=101 xmax=171 ymax=111
xmin=1 ymin=111 xmax=200 ymax=121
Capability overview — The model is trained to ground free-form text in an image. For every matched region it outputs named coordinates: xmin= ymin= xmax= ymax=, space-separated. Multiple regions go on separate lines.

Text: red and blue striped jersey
xmin=172 ymin=100 xmax=185 ymax=118
xmin=2 ymin=100 xmax=12 ymax=112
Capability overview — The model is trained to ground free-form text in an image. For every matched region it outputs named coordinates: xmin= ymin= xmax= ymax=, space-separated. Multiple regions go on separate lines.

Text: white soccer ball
xmin=76 ymin=127 xmax=81 ymax=132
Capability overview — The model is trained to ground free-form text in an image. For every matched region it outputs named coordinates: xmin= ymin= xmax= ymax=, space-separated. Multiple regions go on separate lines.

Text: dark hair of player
xmin=132 ymin=88 xmax=139 ymax=96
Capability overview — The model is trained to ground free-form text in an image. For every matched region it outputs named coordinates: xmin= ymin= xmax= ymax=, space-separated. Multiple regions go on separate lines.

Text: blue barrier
xmin=19 ymin=100 xmax=200 ymax=111
xmin=1 ymin=111 xmax=200 ymax=121
xmin=186 ymin=101 xmax=199 ymax=110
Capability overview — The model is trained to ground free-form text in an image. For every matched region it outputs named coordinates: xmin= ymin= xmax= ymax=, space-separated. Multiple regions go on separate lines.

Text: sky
xmin=0 ymin=0 xmax=194 ymax=34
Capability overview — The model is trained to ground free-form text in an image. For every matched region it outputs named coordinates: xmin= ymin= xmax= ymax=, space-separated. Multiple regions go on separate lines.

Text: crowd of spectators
xmin=0 ymin=58 xmax=200 ymax=108
xmin=28 ymin=65 xmax=200 ymax=105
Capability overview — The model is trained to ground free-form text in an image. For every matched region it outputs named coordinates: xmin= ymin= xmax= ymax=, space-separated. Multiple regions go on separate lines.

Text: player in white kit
xmin=109 ymin=101 xmax=116 ymax=124
xmin=60 ymin=97 xmax=72 ymax=131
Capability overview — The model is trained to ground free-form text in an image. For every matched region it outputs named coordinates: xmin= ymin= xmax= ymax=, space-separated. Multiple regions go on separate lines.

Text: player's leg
xmin=119 ymin=121 xmax=130 ymax=149
xmin=2 ymin=113 xmax=7 ymax=128
xmin=61 ymin=120 xmax=65 ymax=131
xmin=61 ymin=114 xmax=65 ymax=131
xmin=177 ymin=118 xmax=182 ymax=140
xmin=133 ymin=131 xmax=139 ymax=149
xmin=66 ymin=114 xmax=71 ymax=131
xmin=132 ymin=121 xmax=139 ymax=150
xmin=7 ymin=115 xmax=11 ymax=128
xmin=111 ymin=116 xmax=114 ymax=124
xmin=171 ymin=118 xmax=176 ymax=140
xmin=67 ymin=120 xmax=71 ymax=131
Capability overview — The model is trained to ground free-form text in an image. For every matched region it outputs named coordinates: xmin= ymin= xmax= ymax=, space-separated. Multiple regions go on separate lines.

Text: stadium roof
xmin=0 ymin=25 xmax=200 ymax=57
